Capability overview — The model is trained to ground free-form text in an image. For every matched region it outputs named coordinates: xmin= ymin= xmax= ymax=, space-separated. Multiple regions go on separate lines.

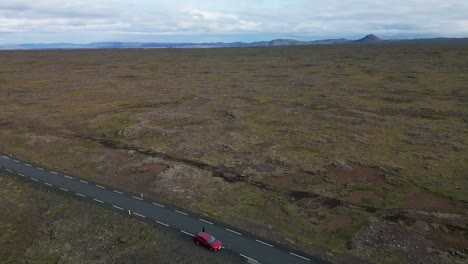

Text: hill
xmin=355 ymin=34 xmax=381 ymax=43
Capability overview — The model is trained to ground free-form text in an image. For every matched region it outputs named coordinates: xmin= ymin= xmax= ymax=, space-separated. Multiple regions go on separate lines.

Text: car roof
xmin=197 ymin=232 xmax=212 ymax=240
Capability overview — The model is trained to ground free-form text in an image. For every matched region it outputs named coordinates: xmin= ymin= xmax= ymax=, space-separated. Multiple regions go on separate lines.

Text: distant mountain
xmin=0 ymin=39 xmax=349 ymax=50
xmin=354 ymin=34 xmax=381 ymax=43
xmin=268 ymin=39 xmax=304 ymax=46
xmin=1 ymin=35 xmax=467 ymax=50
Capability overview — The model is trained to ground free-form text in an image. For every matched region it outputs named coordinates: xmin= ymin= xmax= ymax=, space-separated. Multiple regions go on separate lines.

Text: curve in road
xmin=0 ymin=153 xmax=330 ymax=264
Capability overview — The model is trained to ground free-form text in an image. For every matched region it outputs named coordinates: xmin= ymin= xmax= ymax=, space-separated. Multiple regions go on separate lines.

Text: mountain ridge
xmin=1 ymin=35 xmax=467 ymax=50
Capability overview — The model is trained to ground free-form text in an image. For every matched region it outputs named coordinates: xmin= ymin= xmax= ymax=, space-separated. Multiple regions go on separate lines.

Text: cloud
xmin=0 ymin=0 xmax=467 ymax=43
xmin=178 ymin=8 xmax=260 ymax=32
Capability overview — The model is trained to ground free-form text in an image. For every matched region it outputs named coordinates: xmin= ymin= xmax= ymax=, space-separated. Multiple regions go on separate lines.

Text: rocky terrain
xmin=0 ymin=40 xmax=466 ymax=263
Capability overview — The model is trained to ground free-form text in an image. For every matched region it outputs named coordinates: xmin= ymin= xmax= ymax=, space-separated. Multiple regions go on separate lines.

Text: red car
xmin=194 ymin=232 xmax=222 ymax=251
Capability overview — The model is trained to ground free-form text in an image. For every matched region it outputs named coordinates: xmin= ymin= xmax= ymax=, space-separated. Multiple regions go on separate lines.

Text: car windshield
xmin=207 ymin=236 xmax=216 ymax=243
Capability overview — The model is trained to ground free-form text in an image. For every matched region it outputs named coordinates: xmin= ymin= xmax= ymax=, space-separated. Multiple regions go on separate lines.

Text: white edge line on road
xmin=38 ymin=167 xmax=44 ymax=171
xmin=31 ymin=178 xmax=39 ymax=182
xmin=64 ymin=175 xmax=73 ymax=179
xmin=199 ymin=218 xmax=213 ymax=225
xmin=45 ymin=183 xmax=53 ymax=186
xmin=6 ymin=169 xmax=12 ymax=172
xmin=25 ymin=163 xmax=31 ymax=167
xmin=80 ymin=180 xmax=88 ymax=184
xmin=174 ymin=210 xmax=188 ymax=215
xmin=134 ymin=212 xmax=145 ymax=218
xmin=240 ymin=254 xmax=259 ymax=263
xmin=2 ymin=156 xmax=9 ymax=159
xmin=18 ymin=173 xmax=24 ymax=177
xmin=112 ymin=205 xmax=124 ymax=210
xmin=51 ymin=171 xmax=58 ymax=174
xmin=180 ymin=230 xmax=194 ymax=237
xmin=13 ymin=160 xmax=19 ymax=162
xmin=93 ymin=198 xmax=104 ymax=203
xmin=113 ymin=190 xmax=124 ymax=194
xmin=152 ymin=202 xmax=164 ymax=207
xmin=290 ymin=252 xmax=311 ymax=261
xmin=76 ymin=193 xmax=86 ymax=197
xmin=156 ymin=221 xmax=170 ymax=227
xmin=226 ymin=228 xmax=242 ymax=235
xmin=96 ymin=185 xmax=105 ymax=189
xmin=132 ymin=196 xmax=143 ymax=200
xmin=256 ymin=239 xmax=273 ymax=247
xmin=59 ymin=188 xmax=69 ymax=192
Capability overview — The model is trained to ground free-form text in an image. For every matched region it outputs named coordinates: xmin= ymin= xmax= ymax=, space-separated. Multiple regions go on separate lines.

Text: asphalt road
xmin=0 ymin=153 xmax=330 ymax=264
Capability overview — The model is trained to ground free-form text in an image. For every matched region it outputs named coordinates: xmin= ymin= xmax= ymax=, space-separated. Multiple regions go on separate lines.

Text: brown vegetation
xmin=0 ymin=41 xmax=467 ymax=263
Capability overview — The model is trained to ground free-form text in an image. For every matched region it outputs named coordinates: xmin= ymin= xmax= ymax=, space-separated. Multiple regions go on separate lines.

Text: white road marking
xmin=80 ymin=180 xmax=88 ymax=184
xmin=50 ymin=171 xmax=58 ymax=174
xmin=134 ymin=212 xmax=145 ymax=218
xmin=113 ymin=190 xmax=124 ymax=194
xmin=17 ymin=173 xmax=24 ymax=177
xmin=290 ymin=253 xmax=311 ymax=261
xmin=14 ymin=159 xmax=20 ymax=162
xmin=31 ymin=178 xmax=39 ymax=182
xmin=256 ymin=239 xmax=274 ymax=247
xmin=96 ymin=185 xmax=105 ymax=189
xmin=45 ymin=183 xmax=53 ymax=186
xmin=226 ymin=228 xmax=242 ymax=235
xmin=93 ymin=198 xmax=104 ymax=203
xmin=25 ymin=163 xmax=31 ymax=167
xmin=1 ymin=156 xmax=9 ymax=159
xmin=6 ymin=169 xmax=12 ymax=172
xmin=152 ymin=202 xmax=164 ymax=208
xmin=180 ymin=230 xmax=194 ymax=237
xmin=113 ymin=205 xmax=124 ymax=210
xmin=199 ymin=218 xmax=213 ymax=225
xmin=76 ymin=193 xmax=86 ymax=197
xmin=156 ymin=221 xmax=170 ymax=227
xmin=240 ymin=254 xmax=259 ymax=263
xmin=132 ymin=196 xmax=143 ymax=200
xmin=37 ymin=167 xmax=44 ymax=171
xmin=64 ymin=175 xmax=73 ymax=179
xmin=60 ymin=188 xmax=69 ymax=192
xmin=174 ymin=210 xmax=187 ymax=216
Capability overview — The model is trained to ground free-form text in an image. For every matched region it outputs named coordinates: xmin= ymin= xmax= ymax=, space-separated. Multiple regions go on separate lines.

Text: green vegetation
xmin=0 ymin=42 xmax=466 ymax=263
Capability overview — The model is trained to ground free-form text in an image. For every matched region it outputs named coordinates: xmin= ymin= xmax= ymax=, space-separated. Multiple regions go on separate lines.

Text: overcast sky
xmin=1 ymin=0 xmax=467 ymax=43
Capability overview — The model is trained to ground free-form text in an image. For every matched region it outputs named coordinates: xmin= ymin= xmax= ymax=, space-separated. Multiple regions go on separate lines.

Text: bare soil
xmin=325 ymin=163 xmax=387 ymax=187
xmin=402 ymin=189 xmax=462 ymax=213
xmin=349 ymin=190 xmax=375 ymax=204
xmin=328 ymin=215 xmax=353 ymax=233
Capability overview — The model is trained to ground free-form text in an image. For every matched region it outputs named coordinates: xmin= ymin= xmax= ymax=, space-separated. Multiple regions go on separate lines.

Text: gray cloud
xmin=0 ymin=0 xmax=467 ymax=43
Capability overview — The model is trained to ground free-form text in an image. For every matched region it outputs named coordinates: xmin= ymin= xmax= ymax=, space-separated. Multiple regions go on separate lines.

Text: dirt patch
xmin=325 ymin=162 xmax=387 ymax=187
xmin=349 ymin=190 xmax=375 ymax=204
xmin=402 ymin=189 xmax=459 ymax=212
xmin=267 ymin=172 xmax=312 ymax=188
xmin=328 ymin=214 xmax=353 ymax=233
